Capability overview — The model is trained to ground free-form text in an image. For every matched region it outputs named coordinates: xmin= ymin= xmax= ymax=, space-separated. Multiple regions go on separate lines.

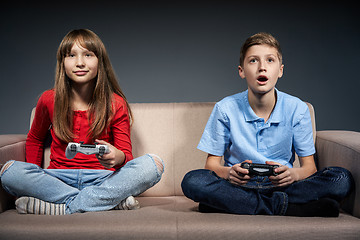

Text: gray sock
xmin=15 ymin=196 xmax=66 ymax=215
xmin=113 ymin=196 xmax=140 ymax=210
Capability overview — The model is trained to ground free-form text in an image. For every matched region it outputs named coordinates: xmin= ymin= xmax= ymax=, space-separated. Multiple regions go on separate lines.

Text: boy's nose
xmin=258 ymin=61 xmax=266 ymax=72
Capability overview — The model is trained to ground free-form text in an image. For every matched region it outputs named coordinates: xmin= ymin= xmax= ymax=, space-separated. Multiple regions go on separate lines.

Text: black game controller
xmin=240 ymin=162 xmax=279 ymax=176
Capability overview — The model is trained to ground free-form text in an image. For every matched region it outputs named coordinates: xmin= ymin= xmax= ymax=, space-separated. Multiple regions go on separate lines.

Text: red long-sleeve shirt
xmin=26 ymin=89 xmax=133 ymax=171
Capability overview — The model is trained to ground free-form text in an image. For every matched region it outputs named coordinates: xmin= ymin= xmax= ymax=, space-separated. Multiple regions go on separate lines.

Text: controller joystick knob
xmin=99 ymin=146 xmax=105 ymax=155
xmin=242 ymin=162 xmax=250 ymax=169
xmin=70 ymin=144 xmax=76 ymax=152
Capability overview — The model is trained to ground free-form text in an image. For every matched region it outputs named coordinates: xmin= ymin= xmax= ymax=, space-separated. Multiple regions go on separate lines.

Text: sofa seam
xmin=172 ymin=103 xmax=176 ymax=197
xmin=0 ymin=141 xmax=26 ymax=161
xmin=0 ymin=139 xmax=27 ymax=150
xmin=316 ymin=136 xmax=360 ymax=154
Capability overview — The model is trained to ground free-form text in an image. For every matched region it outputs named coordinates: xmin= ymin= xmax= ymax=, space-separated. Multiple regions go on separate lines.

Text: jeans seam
xmin=279 ymin=192 xmax=288 ymax=215
xmin=78 ymin=170 xmax=83 ymax=190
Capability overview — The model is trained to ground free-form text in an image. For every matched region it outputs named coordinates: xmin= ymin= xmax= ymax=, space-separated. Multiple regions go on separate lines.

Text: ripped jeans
xmin=0 ymin=154 xmax=164 ymax=214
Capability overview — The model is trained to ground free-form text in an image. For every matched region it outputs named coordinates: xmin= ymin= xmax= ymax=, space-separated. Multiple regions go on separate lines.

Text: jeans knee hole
xmin=0 ymin=160 xmax=15 ymax=177
xmin=148 ymin=154 xmax=164 ymax=174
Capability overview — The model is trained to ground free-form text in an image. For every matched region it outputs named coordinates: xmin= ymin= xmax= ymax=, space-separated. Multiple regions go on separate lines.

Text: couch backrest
xmin=30 ymin=102 xmax=316 ymax=197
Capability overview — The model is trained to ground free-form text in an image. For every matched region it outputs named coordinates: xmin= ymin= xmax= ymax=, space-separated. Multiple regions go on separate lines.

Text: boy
xmin=181 ymin=32 xmax=353 ymax=217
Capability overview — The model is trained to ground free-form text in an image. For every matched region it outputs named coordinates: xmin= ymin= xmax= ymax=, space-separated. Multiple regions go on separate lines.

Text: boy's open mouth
xmin=257 ymin=75 xmax=268 ymax=82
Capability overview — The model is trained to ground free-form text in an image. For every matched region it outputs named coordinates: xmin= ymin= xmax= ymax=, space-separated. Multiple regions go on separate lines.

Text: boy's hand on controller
xmin=267 ymin=161 xmax=298 ymax=187
xmin=228 ymin=160 xmax=252 ymax=186
xmin=95 ymin=139 xmax=125 ymax=169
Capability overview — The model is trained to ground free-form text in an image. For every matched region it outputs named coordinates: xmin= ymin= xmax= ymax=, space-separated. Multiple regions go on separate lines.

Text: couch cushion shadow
xmin=173 ymin=196 xmax=360 ymax=240
xmin=0 ymin=197 xmax=178 ymax=240
xmin=1 ymin=197 xmax=359 ymax=240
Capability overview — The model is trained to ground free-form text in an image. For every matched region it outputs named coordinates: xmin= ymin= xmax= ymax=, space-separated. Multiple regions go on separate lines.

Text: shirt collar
xmin=243 ymin=89 xmax=283 ymax=124
xmin=243 ymin=91 xmax=260 ymax=122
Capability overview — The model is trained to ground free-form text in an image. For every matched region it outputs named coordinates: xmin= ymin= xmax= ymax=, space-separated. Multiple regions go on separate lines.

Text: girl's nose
xmin=76 ymin=56 xmax=85 ymax=68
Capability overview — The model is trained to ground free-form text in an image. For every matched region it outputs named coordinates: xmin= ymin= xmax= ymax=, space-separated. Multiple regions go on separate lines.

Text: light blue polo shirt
xmin=197 ymin=89 xmax=315 ymax=168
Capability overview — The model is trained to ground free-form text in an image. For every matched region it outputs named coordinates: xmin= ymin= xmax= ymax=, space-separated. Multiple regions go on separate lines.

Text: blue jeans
xmin=181 ymin=167 xmax=354 ymax=215
xmin=0 ymin=154 xmax=163 ymax=214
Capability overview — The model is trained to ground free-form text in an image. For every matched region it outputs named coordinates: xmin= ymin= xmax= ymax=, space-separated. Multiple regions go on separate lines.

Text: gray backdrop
xmin=1 ymin=1 xmax=359 ymax=134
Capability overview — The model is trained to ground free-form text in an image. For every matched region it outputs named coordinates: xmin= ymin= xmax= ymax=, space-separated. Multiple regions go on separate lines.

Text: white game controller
xmin=65 ymin=142 xmax=110 ymax=159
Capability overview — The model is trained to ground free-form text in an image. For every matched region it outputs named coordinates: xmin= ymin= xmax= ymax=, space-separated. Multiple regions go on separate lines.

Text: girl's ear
xmin=238 ymin=65 xmax=246 ymax=79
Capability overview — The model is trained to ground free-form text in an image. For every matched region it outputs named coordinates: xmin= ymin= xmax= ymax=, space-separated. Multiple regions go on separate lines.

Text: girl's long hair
xmin=53 ymin=29 xmax=132 ymax=142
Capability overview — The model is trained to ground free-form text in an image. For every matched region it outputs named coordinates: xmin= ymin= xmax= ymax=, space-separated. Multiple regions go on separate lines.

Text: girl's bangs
xmin=59 ymin=30 xmax=99 ymax=57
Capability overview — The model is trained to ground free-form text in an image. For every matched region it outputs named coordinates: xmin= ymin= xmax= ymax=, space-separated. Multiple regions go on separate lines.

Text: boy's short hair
xmin=239 ymin=32 xmax=282 ymax=67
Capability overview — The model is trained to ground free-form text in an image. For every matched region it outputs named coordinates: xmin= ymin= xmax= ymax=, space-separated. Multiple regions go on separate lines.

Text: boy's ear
xmin=238 ymin=65 xmax=246 ymax=79
xmin=278 ymin=64 xmax=284 ymax=78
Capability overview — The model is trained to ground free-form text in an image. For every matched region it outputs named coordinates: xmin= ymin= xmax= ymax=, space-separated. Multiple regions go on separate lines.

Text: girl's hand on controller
xmin=95 ymin=139 xmax=125 ymax=169
xmin=228 ymin=160 xmax=252 ymax=186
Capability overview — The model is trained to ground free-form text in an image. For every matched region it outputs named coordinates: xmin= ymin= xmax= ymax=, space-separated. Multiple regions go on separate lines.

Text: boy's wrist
xmin=205 ymin=165 xmax=230 ymax=180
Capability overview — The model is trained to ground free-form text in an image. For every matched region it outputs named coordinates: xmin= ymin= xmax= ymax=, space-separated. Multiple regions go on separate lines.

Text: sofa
xmin=0 ymin=102 xmax=359 ymax=240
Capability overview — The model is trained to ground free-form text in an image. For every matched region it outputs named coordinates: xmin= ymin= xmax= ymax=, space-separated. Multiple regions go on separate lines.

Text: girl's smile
xmin=64 ymin=42 xmax=98 ymax=84
xmin=73 ymin=70 xmax=90 ymax=76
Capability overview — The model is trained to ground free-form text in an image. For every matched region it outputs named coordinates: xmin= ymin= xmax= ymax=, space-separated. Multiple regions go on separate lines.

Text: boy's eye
xmin=267 ymin=58 xmax=274 ymax=63
xmin=249 ymin=58 xmax=257 ymax=63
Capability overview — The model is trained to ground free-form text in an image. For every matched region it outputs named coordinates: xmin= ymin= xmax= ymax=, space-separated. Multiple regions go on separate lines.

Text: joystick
xmin=65 ymin=142 xmax=110 ymax=159
xmin=240 ymin=162 xmax=279 ymax=176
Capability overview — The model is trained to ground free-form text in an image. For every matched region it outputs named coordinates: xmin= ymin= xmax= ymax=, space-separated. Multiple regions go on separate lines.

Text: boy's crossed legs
xmin=181 ymin=167 xmax=354 ymax=217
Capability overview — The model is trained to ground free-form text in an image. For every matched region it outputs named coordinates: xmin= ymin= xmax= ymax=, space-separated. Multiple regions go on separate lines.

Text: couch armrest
xmin=0 ymin=134 xmax=27 ymax=213
xmin=0 ymin=134 xmax=27 ymax=165
xmin=315 ymin=130 xmax=360 ymax=218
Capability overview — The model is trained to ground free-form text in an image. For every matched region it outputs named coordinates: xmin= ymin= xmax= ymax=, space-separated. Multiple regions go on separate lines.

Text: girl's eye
xmin=85 ymin=52 xmax=95 ymax=57
xmin=67 ymin=53 xmax=75 ymax=58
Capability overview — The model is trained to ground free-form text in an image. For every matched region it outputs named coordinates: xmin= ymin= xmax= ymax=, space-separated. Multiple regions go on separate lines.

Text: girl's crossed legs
xmin=0 ymin=154 xmax=164 ymax=214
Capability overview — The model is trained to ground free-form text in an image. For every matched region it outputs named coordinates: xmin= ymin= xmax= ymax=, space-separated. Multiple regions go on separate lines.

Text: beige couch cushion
xmin=30 ymin=101 xmax=316 ymax=196
xmin=131 ymin=102 xmax=215 ymax=196
xmin=1 ymin=196 xmax=359 ymax=240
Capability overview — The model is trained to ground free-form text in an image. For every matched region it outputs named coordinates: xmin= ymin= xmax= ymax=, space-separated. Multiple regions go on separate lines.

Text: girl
xmin=0 ymin=29 xmax=164 ymax=215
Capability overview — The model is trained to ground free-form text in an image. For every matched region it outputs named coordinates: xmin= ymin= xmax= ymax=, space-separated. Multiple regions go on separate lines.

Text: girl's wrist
xmin=114 ymin=149 xmax=126 ymax=167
